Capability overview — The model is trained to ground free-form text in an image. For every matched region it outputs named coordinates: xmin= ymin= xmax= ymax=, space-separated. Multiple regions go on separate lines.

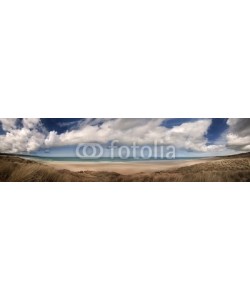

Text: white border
xmin=1 ymin=184 xmax=250 ymax=300
xmin=0 ymin=1 xmax=249 ymax=117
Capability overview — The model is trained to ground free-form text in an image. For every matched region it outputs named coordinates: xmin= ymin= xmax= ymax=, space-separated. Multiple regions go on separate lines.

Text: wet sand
xmin=45 ymin=159 xmax=210 ymax=175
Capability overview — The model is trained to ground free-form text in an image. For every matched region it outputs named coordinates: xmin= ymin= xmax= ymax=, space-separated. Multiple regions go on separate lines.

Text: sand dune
xmin=0 ymin=153 xmax=249 ymax=181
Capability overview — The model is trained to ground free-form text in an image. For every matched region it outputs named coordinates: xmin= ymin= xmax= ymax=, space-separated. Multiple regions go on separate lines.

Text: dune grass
xmin=0 ymin=154 xmax=250 ymax=182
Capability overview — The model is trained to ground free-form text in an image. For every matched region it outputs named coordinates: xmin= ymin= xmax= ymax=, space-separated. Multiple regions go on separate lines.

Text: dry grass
xmin=0 ymin=154 xmax=250 ymax=182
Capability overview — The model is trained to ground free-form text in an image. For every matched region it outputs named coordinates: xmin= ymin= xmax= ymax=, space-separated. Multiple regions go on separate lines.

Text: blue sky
xmin=39 ymin=118 xmax=228 ymax=157
xmin=39 ymin=118 xmax=235 ymax=157
xmin=0 ymin=118 xmax=249 ymax=157
xmin=40 ymin=118 xmax=228 ymax=143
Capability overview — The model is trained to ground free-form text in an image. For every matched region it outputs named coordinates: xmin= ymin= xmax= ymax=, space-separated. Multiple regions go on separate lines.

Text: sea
xmin=26 ymin=156 xmax=204 ymax=163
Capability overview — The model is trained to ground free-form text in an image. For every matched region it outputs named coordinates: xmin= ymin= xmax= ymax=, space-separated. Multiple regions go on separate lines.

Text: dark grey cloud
xmin=226 ymin=119 xmax=250 ymax=151
xmin=227 ymin=119 xmax=250 ymax=137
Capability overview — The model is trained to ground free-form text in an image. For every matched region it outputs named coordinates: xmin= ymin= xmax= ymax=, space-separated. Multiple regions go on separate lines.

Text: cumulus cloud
xmin=0 ymin=118 xmax=46 ymax=153
xmin=0 ymin=118 xmax=227 ymax=154
xmin=44 ymin=118 xmax=216 ymax=152
xmin=0 ymin=128 xmax=45 ymax=153
xmin=22 ymin=118 xmax=41 ymax=129
xmin=0 ymin=118 xmax=18 ymax=131
xmin=226 ymin=118 xmax=250 ymax=151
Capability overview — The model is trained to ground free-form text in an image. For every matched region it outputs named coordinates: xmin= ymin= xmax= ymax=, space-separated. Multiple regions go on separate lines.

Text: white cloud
xmin=0 ymin=118 xmax=18 ymax=131
xmin=45 ymin=118 xmax=217 ymax=152
xmin=0 ymin=118 xmax=229 ymax=154
xmin=22 ymin=118 xmax=41 ymax=129
xmin=0 ymin=118 xmax=46 ymax=153
xmin=0 ymin=128 xmax=45 ymax=153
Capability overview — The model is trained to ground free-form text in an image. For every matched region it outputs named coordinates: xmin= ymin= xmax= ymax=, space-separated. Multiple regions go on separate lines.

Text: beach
xmin=44 ymin=158 xmax=210 ymax=175
xmin=0 ymin=153 xmax=249 ymax=181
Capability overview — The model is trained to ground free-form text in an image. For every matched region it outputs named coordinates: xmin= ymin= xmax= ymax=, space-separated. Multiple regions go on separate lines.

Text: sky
xmin=0 ymin=118 xmax=249 ymax=157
